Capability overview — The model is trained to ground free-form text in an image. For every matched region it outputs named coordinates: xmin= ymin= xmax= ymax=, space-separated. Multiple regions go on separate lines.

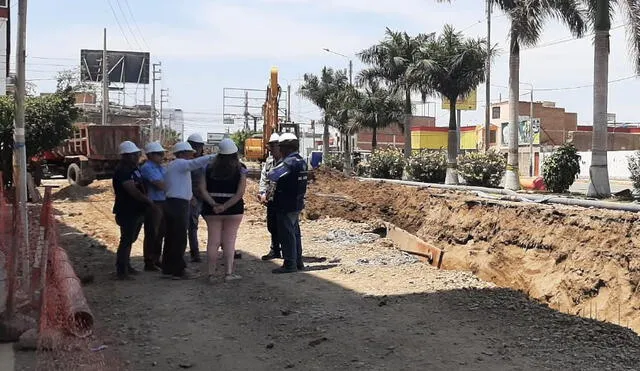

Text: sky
xmin=13 ymin=0 xmax=640 ymax=139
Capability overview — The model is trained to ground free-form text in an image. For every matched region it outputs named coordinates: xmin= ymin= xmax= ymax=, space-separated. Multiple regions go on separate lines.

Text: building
xmin=354 ymin=116 xmax=437 ymax=152
xmin=568 ymin=124 xmax=640 ymax=151
xmin=412 ymin=124 xmax=498 ymax=151
xmin=490 ymin=100 xmax=578 ymax=176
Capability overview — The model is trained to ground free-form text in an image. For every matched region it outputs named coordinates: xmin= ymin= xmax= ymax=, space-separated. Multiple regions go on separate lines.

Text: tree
xmin=352 ymin=74 xmax=404 ymax=151
xmin=298 ymin=67 xmax=349 ymax=162
xmin=411 ymin=24 xmax=489 ymax=184
xmin=230 ymin=130 xmax=255 ymax=156
xmin=56 ymin=69 xmax=95 ymax=93
xmin=327 ymin=85 xmax=361 ymax=173
xmin=498 ymin=0 xmax=585 ymax=190
xmin=0 ymin=88 xmax=79 ymax=185
xmin=357 ymin=29 xmax=434 ymax=160
xmin=584 ymin=0 xmax=640 ymax=198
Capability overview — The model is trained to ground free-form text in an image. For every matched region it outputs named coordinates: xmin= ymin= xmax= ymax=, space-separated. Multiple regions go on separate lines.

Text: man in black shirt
xmin=112 ymin=141 xmax=155 ymax=280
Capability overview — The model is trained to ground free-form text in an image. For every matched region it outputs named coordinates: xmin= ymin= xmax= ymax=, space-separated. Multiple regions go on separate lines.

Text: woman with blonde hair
xmin=199 ymin=138 xmax=247 ymax=282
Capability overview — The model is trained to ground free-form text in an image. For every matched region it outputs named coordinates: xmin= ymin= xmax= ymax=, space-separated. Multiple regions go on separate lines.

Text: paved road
xmin=0 ymin=343 xmax=15 ymax=371
xmin=569 ymin=179 xmax=633 ymax=195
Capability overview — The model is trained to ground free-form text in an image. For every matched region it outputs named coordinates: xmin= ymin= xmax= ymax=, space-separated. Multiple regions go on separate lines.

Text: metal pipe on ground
xmin=49 ymin=246 xmax=93 ymax=338
xmin=359 ymin=178 xmax=640 ymax=213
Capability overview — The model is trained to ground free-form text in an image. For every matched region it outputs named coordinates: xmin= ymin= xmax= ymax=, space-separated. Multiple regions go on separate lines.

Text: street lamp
xmin=520 ymin=82 xmax=535 ymax=177
xmin=323 ymin=48 xmax=353 ymax=85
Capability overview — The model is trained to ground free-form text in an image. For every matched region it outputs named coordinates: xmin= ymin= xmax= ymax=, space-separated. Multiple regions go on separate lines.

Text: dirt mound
xmin=52 ymin=180 xmax=113 ymax=202
xmin=306 ymin=169 xmax=640 ymax=333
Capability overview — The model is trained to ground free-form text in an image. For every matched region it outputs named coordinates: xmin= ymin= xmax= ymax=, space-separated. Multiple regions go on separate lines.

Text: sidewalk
xmin=0 ymin=343 xmax=15 ymax=371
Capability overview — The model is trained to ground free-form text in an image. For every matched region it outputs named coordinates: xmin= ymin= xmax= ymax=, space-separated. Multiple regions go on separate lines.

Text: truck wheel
xmin=67 ymin=163 xmax=92 ymax=186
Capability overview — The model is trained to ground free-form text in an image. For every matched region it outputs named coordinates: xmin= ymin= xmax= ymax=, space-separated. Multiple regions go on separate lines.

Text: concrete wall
xmin=539 ymin=150 xmax=636 ymax=180
xmin=567 ymin=131 xmax=640 ymax=152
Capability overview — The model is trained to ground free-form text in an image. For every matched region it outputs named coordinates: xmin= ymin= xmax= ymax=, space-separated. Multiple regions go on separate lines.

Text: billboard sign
xmin=80 ymin=49 xmax=150 ymax=84
xmin=207 ymin=132 xmax=226 ymax=145
xmin=501 ymin=117 xmax=540 ymax=146
xmin=442 ymin=89 xmax=477 ymax=111
xmin=223 ymin=117 xmax=235 ymax=125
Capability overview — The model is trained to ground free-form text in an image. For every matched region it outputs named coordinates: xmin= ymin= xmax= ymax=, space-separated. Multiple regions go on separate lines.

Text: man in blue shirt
xmin=268 ymin=133 xmax=308 ymax=274
xmin=140 ymin=142 xmax=167 ymax=272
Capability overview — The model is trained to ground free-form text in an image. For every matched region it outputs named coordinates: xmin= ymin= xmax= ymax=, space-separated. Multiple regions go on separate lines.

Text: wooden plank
xmin=385 ymin=223 xmax=444 ymax=269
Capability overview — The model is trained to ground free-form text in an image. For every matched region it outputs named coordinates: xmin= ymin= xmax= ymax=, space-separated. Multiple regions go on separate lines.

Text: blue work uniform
xmin=268 ymin=152 xmax=308 ymax=269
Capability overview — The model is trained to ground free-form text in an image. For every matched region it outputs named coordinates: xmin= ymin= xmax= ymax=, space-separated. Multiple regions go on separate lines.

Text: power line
xmin=114 ymin=0 xmax=142 ymax=50
xmin=491 ymin=75 xmax=638 ymax=92
xmin=523 ymin=23 xmax=626 ymax=51
xmin=105 ymin=0 xmax=132 ymax=48
xmin=122 ymin=0 xmax=150 ymax=50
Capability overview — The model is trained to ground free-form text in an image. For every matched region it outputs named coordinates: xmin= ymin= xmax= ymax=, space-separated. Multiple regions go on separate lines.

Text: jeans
xmin=188 ymin=199 xmax=202 ymax=257
xmin=162 ymin=198 xmax=190 ymax=276
xmin=276 ymin=211 xmax=303 ymax=269
xmin=266 ymin=203 xmax=280 ymax=254
xmin=143 ymin=201 xmax=165 ymax=266
xmin=115 ymin=213 xmax=144 ymax=275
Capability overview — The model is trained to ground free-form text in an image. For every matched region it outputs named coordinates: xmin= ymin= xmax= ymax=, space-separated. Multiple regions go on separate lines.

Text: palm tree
xmin=357 ymin=29 xmax=433 ymax=160
xmin=327 ymin=84 xmax=361 ymax=172
xmin=498 ymin=0 xmax=586 ymax=190
xmin=298 ymin=67 xmax=349 ymax=162
xmin=584 ymin=1 xmax=640 ymax=198
xmin=354 ymin=73 xmax=405 ymax=151
xmin=411 ymin=25 xmax=489 ymax=185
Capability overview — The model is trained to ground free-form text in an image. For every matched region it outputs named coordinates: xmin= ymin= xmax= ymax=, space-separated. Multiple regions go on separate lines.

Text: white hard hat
xmin=145 ymin=142 xmax=166 ymax=154
xmin=119 ymin=141 xmax=141 ymax=154
xmin=278 ymin=132 xmax=298 ymax=143
xmin=218 ymin=138 xmax=238 ymax=155
xmin=268 ymin=133 xmax=280 ymax=143
xmin=187 ymin=133 xmax=205 ymax=144
xmin=173 ymin=141 xmax=195 ymax=153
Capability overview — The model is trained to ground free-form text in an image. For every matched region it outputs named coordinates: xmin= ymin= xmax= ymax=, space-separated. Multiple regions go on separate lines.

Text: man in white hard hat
xmin=162 ymin=141 xmax=216 ymax=280
xmin=186 ymin=133 xmax=206 ymax=262
xmin=140 ymin=142 xmax=167 ymax=272
xmin=112 ymin=141 xmax=155 ymax=280
xmin=259 ymin=132 xmax=282 ymax=261
xmin=267 ymin=133 xmax=308 ymax=274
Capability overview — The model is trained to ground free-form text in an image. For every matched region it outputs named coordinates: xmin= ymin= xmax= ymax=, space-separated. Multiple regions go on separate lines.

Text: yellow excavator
xmin=244 ymin=67 xmax=300 ymax=162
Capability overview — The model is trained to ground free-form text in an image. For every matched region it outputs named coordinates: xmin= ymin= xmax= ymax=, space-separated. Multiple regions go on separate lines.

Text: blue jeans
xmin=188 ymin=199 xmax=202 ymax=256
xmin=276 ymin=211 xmax=303 ymax=268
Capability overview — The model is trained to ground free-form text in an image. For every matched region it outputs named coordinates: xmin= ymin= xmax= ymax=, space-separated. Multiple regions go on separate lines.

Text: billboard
xmin=80 ymin=49 xmax=150 ymax=84
xmin=442 ymin=89 xmax=477 ymax=111
xmin=207 ymin=133 xmax=227 ymax=145
xmin=501 ymin=117 xmax=540 ymax=146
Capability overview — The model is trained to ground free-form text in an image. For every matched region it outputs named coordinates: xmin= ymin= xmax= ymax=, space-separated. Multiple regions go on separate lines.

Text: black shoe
xmin=297 ymin=264 xmax=306 ymax=271
xmin=191 ymin=254 xmax=202 ymax=263
xmin=127 ymin=266 xmax=141 ymax=275
xmin=144 ymin=263 xmax=160 ymax=272
xmin=262 ymin=250 xmax=282 ymax=261
xmin=272 ymin=266 xmax=297 ymax=274
xmin=234 ymin=251 xmax=242 ymax=259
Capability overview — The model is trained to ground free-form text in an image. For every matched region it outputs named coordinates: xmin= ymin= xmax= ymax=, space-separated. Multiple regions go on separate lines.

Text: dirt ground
xmin=13 ymin=173 xmax=640 ymax=370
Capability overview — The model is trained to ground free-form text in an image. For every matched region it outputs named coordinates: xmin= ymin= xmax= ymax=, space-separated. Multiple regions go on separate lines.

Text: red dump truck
xmin=35 ymin=123 xmax=142 ymax=186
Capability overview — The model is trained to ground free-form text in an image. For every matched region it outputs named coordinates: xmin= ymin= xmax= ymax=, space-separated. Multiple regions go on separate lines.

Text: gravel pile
xmin=317 ymin=229 xmax=381 ymax=245
xmin=356 ymin=252 xmax=418 ymax=266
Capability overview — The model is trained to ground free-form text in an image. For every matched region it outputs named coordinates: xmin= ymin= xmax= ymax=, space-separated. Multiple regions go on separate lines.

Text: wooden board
xmin=385 ymin=223 xmax=444 ymax=269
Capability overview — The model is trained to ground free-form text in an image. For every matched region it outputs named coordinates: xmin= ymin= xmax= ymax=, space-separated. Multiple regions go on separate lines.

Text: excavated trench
xmin=304 ymin=168 xmax=640 ymax=333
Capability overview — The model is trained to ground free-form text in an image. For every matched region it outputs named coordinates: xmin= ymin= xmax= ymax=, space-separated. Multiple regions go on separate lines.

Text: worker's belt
xmin=209 ymin=192 xmax=235 ymax=198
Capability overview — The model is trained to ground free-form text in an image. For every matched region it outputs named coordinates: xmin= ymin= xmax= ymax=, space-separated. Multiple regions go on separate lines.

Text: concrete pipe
xmin=50 ymin=246 xmax=93 ymax=338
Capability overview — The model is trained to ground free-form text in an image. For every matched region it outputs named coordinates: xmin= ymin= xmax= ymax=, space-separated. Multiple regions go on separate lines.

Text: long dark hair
xmin=208 ymin=153 xmax=242 ymax=181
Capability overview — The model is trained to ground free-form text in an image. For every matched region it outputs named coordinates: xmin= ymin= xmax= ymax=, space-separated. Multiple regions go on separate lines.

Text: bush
xmin=457 ymin=150 xmax=506 ymax=187
xmin=542 ymin=144 xmax=581 ymax=193
xmin=369 ymin=148 xmax=405 ymax=179
xmin=323 ymin=154 xmax=343 ymax=172
xmin=628 ymin=151 xmax=640 ymax=192
xmin=407 ymin=150 xmax=446 ymax=183
xmin=355 ymin=160 xmax=370 ymax=177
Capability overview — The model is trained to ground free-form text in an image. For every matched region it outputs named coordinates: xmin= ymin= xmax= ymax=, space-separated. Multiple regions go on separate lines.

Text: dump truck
xmin=35 ymin=123 xmax=142 ymax=186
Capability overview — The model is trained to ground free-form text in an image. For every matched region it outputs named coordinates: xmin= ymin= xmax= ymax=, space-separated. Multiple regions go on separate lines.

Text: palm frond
xmin=621 ymin=0 xmax=640 ymax=73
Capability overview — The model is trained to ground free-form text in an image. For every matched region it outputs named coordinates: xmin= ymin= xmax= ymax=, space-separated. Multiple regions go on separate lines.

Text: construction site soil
xmin=306 ymin=168 xmax=640 ymax=333
xmin=13 ymin=172 xmax=640 ymax=370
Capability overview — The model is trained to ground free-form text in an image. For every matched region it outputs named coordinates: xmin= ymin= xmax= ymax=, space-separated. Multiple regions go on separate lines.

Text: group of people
xmin=111 ymin=131 xmax=308 ymax=283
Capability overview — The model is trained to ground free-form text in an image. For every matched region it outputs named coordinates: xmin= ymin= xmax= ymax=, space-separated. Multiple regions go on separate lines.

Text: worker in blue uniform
xmin=267 ymin=132 xmax=308 ymax=274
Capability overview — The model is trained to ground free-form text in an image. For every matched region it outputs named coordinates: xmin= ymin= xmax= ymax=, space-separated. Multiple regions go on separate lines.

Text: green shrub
xmin=323 ymin=154 xmax=343 ymax=172
xmin=542 ymin=144 xmax=581 ymax=193
xmin=457 ymin=150 xmax=506 ymax=187
xmin=369 ymin=148 xmax=405 ymax=179
xmin=628 ymin=151 xmax=640 ymax=192
xmin=355 ymin=161 xmax=370 ymax=177
xmin=407 ymin=150 xmax=446 ymax=183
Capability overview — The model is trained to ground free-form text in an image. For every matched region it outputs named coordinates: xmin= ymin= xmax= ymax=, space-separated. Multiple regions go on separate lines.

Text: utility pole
xmin=150 ymin=62 xmax=161 ymax=141
xmin=10 ymin=0 xmax=29 ymax=316
xmin=484 ymin=0 xmax=492 ymax=151
xmin=159 ymin=88 xmax=168 ymax=143
xmin=287 ymin=84 xmax=291 ymax=122
xmin=529 ymin=89 xmax=534 ymax=176
xmin=348 ymin=60 xmax=353 ymax=86
xmin=243 ymin=90 xmax=249 ymax=131
xmin=102 ymin=28 xmax=109 ymax=125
